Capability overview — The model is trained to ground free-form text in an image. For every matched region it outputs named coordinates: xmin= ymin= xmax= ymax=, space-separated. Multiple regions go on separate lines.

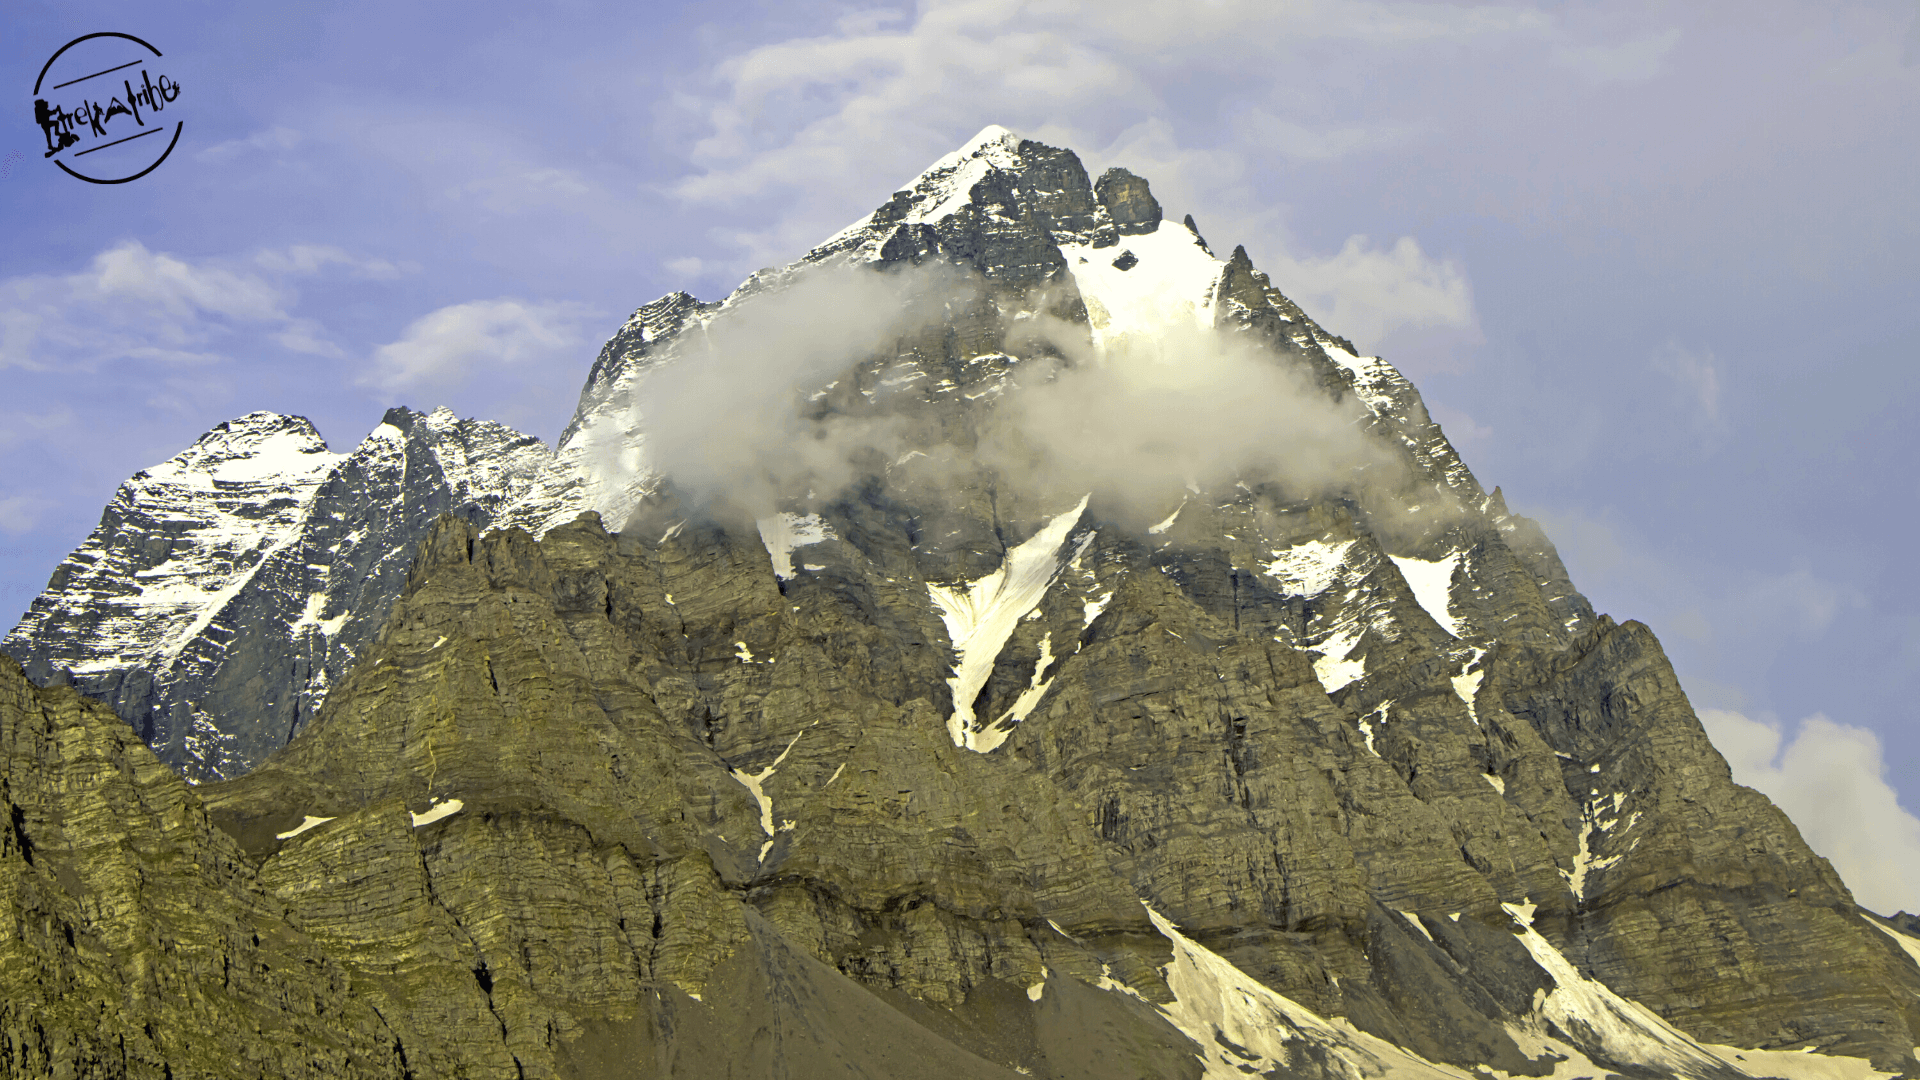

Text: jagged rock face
xmin=11 ymin=125 xmax=1920 ymax=1078
xmin=2 ymin=405 xmax=552 ymax=782
xmin=0 ymin=657 xmax=405 ymax=1078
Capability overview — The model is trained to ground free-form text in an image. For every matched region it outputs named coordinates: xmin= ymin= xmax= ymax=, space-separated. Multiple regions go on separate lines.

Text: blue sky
xmin=4 ymin=0 xmax=1919 ymax=907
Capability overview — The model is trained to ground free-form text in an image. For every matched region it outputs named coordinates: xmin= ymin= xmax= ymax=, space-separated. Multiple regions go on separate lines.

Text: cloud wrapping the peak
xmin=605 ymin=258 xmax=1400 ymax=530
xmin=597 ymin=262 xmax=977 ymax=516
xmin=988 ymin=312 xmax=1399 ymax=522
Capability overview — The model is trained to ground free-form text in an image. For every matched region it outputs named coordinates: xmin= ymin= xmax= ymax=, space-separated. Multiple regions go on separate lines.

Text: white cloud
xmin=1701 ymin=708 xmax=1920 ymax=914
xmin=0 ymin=242 xmax=287 ymax=371
xmin=252 ymin=244 xmax=406 ymax=279
xmin=664 ymin=256 xmax=707 ymax=280
xmin=0 ymin=241 xmax=399 ymax=373
xmin=1228 ymin=109 xmax=1423 ymax=162
xmin=89 ymin=243 xmax=288 ymax=325
xmin=449 ymin=166 xmax=594 ymax=215
xmin=1651 ymin=339 xmax=1724 ymax=429
xmin=0 ymin=406 xmax=76 ymax=451
xmin=363 ymin=298 xmax=599 ymax=392
xmin=195 ymin=125 xmax=303 ymax=162
xmin=1429 ymin=402 xmax=1494 ymax=444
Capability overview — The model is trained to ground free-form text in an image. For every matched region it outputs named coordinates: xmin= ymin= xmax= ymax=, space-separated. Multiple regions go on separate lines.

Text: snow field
xmin=1060 ymin=222 xmax=1224 ymax=351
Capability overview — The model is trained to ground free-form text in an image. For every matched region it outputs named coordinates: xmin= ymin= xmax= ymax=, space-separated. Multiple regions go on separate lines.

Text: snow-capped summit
xmin=6 ymin=411 xmax=343 ymax=704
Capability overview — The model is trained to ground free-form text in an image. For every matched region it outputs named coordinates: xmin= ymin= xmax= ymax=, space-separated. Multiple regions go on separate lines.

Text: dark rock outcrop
xmin=1094 ymin=166 xmax=1162 ymax=235
xmin=0 ymin=656 xmax=404 ymax=1078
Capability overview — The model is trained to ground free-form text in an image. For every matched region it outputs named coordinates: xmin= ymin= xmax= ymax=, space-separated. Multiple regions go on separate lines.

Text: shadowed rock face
xmin=8 ymin=126 xmax=1920 ymax=1078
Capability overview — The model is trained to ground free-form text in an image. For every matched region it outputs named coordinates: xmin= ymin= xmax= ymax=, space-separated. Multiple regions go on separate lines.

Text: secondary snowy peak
xmin=6 ymin=411 xmax=343 ymax=679
xmin=155 ymin=410 xmax=344 ymax=485
xmin=4 ymin=405 xmax=553 ymax=781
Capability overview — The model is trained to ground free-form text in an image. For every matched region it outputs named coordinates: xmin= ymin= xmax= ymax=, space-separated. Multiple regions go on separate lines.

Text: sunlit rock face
xmin=7 ymin=126 xmax=1920 ymax=1078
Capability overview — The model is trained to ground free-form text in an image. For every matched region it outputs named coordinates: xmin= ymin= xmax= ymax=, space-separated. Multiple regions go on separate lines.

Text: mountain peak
xmin=159 ymin=411 xmax=339 ymax=486
xmin=815 ymin=127 xmax=1113 ymax=266
xmin=951 ymin=122 xmax=1023 ymax=157
xmin=9 ymin=126 xmax=1918 ymax=1080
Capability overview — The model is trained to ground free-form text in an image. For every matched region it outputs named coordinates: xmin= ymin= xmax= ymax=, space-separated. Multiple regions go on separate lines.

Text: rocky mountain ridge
xmin=4 ymin=405 xmax=551 ymax=781
xmin=5 ymin=125 xmax=1919 ymax=1079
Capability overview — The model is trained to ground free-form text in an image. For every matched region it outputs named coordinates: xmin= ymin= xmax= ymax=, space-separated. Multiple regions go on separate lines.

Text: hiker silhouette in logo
xmin=35 ymin=99 xmax=79 ymax=157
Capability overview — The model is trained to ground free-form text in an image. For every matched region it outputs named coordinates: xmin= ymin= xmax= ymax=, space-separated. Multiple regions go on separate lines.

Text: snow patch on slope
xmin=1265 ymin=539 xmax=1356 ymax=597
xmin=1147 ymin=501 xmax=1184 ymax=535
xmin=928 ymin=495 xmax=1091 ymax=751
xmin=274 ymin=815 xmax=336 ymax=840
xmin=731 ymin=726 xmax=813 ymax=863
xmin=1143 ymin=905 xmax=1461 ymax=1080
xmin=1500 ymin=900 xmax=1746 ymax=1077
xmin=1390 ymin=553 xmax=1462 ymax=637
xmin=978 ymin=632 xmax=1058 ymax=752
xmin=410 ymin=798 xmax=464 ymax=828
xmin=757 ymin=512 xmax=834 ymax=580
xmin=1451 ymin=649 xmax=1487 ymax=726
xmin=1313 ymin=644 xmax=1368 ymax=695
xmin=1869 ymin=920 xmax=1920 ymax=973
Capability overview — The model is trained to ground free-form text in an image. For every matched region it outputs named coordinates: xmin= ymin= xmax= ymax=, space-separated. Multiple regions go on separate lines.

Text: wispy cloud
xmin=194 ymin=125 xmax=304 ymax=162
xmin=252 ymin=245 xmax=407 ymax=279
xmin=0 ymin=241 xmax=406 ymax=374
xmin=1553 ymin=28 xmax=1683 ymax=83
xmin=1264 ymin=235 xmax=1476 ymax=350
xmin=449 ymin=166 xmax=594 ymax=215
xmin=362 ymin=298 xmax=600 ymax=393
xmin=0 ymin=406 xmax=77 ymax=451
xmin=0 ymin=493 xmax=53 ymax=536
